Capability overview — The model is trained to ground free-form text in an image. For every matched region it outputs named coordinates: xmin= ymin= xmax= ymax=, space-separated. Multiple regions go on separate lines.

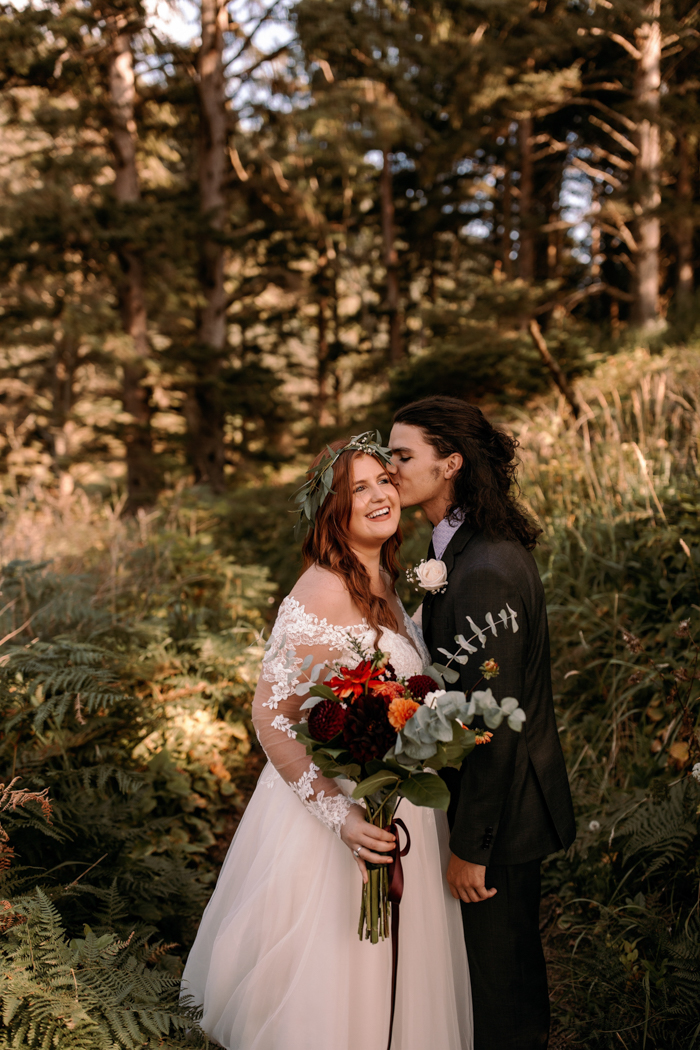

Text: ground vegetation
xmin=1 ymin=0 xmax=699 ymax=1045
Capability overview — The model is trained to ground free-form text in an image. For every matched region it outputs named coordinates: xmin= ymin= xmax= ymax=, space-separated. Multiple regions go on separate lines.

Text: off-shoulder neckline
xmin=279 ymin=594 xmax=421 ymax=652
xmin=279 ymin=594 xmax=367 ymax=632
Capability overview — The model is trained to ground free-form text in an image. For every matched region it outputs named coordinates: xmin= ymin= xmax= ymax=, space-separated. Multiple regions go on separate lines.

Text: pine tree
xmin=105 ymin=3 xmax=162 ymax=508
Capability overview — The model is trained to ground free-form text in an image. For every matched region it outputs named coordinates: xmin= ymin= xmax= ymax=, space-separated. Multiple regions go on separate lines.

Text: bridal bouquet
xmin=292 ymin=626 xmax=525 ymax=944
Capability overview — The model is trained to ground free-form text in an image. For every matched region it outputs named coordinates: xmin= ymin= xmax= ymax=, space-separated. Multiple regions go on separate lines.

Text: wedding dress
xmin=182 ymin=574 xmax=473 ymax=1050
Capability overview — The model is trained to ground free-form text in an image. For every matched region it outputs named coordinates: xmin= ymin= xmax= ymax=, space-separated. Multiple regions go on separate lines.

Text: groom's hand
xmin=447 ymin=854 xmax=497 ymax=904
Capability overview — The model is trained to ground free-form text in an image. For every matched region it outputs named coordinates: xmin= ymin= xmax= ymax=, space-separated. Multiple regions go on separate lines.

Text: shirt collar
xmin=431 ymin=509 xmax=465 ymax=562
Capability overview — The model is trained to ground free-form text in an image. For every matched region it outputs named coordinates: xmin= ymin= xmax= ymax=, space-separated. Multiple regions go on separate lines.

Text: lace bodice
xmin=252 ymin=591 xmax=429 ymax=835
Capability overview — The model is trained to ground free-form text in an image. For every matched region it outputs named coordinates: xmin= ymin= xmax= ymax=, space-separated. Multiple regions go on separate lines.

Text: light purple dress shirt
xmin=431 ymin=510 xmax=465 ymax=561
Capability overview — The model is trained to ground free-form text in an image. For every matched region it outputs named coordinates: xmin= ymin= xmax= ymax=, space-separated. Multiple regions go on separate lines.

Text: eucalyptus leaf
xmin=483 ymin=709 xmax=504 ymax=729
xmin=401 ymin=737 xmax=438 ymax=760
xmin=351 ymin=770 xmax=400 ymax=800
xmin=300 ymin=654 xmax=314 ymax=671
xmin=398 ymin=773 xmax=451 ymax=811
xmin=423 ymin=665 xmax=446 ymax=689
xmin=433 ymin=662 xmax=460 ymax=684
xmin=299 ymin=694 xmax=323 ymax=710
xmin=507 ymin=710 xmax=526 ymax=731
xmin=309 ymin=683 xmax=338 ymax=702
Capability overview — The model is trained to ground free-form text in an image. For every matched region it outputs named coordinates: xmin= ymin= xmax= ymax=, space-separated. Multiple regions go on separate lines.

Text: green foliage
xmin=523 ymin=350 xmax=700 ymax=1047
xmin=548 ymin=782 xmax=700 ymax=1048
xmin=0 ymin=506 xmax=274 ymax=1045
xmin=0 ymin=888 xmax=209 ymax=1049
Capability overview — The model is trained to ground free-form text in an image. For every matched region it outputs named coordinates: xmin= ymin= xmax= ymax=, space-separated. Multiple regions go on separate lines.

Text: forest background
xmin=0 ymin=0 xmax=699 ymax=1047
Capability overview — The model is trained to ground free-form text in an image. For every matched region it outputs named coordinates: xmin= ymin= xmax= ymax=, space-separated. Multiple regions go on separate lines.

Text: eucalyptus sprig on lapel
xmin=426 ymin=603 xmax=520 ymax=685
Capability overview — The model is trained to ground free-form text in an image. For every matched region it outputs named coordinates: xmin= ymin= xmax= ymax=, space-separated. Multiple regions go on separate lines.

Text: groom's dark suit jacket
xmin=422 ymin=523 xmax=576 ymax=866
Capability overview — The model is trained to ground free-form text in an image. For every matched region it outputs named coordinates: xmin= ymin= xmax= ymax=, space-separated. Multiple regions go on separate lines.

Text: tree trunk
xmin=50 ymin=326 xmax=77 ymax=478
xmin=518 ymin=117 xmax=534 ymax=282
xmin=501 ymin=163 xmax=513 ymax=278
xmin=676 ymin=129 xmax=694 ymax=311
xmin=380 ymin=151 xmax=403 ymax=363
xmin=316 ymin=293 xmax=333 ymax=427
xmin=187 ymin=0 xmax=229 ymax=489
xmin=107 ymin=20 xmax=160 ymax=510
xmin=632 ymin=0 xmax=662 ymax=331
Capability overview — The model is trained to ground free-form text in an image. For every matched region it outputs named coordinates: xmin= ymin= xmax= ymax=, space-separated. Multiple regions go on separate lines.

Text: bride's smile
xmin=348 ymin=454 xmax=401 ymax=550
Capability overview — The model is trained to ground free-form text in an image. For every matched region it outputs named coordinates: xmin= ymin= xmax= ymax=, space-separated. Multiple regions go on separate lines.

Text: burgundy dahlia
xmin=379 ymin=662 xmax=397 ymax=681
xmin=342 ymin=693 xmax=396 ymax=764
xmin=308 ymin=700 xmax=347 ymax=742
xmin=406 ymin=674 xmax=436 ymax=700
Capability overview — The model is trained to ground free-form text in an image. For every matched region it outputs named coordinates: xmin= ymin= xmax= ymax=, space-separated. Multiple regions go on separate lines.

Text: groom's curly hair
xmin=393 ymin=396 xmax=541 ymax=550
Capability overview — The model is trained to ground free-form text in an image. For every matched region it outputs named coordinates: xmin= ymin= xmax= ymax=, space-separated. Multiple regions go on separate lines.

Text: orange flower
xmin=327 ymin=660 xmax=384 ymax=700
xmin=474 ymin=730 xmax=493 ymax=745
xmin=370 ymin=680 xmax=406 ymax=700
xmin=387 ymin=696 xmax=420 ymax=731
xmin=480 ymin=659 xmax=499 ymax=680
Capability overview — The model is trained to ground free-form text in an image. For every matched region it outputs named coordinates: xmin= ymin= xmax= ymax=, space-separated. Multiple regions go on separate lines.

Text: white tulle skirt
xmin=181 ymin=764 xmax=472 ymax=1050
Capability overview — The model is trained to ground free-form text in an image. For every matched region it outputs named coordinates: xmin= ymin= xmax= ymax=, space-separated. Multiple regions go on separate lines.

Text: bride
xmin=181 ymin=433 xmax=473 ymax=1050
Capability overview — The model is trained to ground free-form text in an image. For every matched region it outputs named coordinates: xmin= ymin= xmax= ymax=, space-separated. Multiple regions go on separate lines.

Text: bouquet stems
xmin=358 ymin=796 xmax=396 ymax=943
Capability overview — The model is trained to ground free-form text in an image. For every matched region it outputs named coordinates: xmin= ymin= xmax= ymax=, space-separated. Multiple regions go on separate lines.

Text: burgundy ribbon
xmin=386 ymin=817 xmax=411 ymax=1050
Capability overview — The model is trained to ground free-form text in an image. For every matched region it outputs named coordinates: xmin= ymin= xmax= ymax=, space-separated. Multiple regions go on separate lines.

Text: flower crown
xmin=292 ymin=430 xmax=393 ymax=537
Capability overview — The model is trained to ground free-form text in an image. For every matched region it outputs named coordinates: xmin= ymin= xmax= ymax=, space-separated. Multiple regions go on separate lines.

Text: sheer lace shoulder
xmin=252 ymin=579 xmax=430 ymax=838
xmin=252 ymin=586 xmax=368 ymax=837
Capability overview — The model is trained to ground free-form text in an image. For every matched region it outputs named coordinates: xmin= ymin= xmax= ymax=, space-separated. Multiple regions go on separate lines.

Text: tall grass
xmin=515 ymin=347 xmax=700 ymax=1048
xmin=0 ymin=495 xmax=274 ymax=1047
xmin=1 ymin=345 xmax=699 ymax=1047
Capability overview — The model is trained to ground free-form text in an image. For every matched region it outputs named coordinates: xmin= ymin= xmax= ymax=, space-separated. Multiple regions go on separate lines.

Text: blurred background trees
xmin=1 ymin=0 xmax=698 ymax=506
xmin=1 ymin=3 xmax=699 ymax=1048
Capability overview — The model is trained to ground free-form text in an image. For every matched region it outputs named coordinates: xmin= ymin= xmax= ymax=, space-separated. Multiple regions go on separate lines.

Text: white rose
xmin=415 ymin=559 xmax=448 ymax=592
xmin=692 ymin=762 xmax=700 ymax=783
xmin=424 ymin=689 xmax=446 ymax=709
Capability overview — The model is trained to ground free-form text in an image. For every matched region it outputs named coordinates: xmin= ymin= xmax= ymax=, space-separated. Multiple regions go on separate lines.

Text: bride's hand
xmin=340 ymin=805 xmax=395 ymax=884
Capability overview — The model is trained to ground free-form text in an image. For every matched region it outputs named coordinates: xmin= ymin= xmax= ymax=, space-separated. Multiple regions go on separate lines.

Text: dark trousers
xmin=461 ymin=859 xmax=549 ymax=1050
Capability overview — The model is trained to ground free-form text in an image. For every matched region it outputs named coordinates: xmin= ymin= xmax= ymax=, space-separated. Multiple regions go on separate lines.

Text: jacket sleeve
xmin=446 ymin=561 xmax=528 ymax=865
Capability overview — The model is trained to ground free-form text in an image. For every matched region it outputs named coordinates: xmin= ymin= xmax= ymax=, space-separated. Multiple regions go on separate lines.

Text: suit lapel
xmin=442 ymin=521 xmax=475 ymax=569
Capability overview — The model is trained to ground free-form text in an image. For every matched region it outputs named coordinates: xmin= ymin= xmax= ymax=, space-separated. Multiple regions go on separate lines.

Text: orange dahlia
xmin=370 ymin=680 xmax=406 ymax=700
xmin=387 ymin=696 xmax=420 ymax=731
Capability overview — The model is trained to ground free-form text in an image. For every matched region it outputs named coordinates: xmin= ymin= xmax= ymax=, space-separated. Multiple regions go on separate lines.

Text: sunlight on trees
xmin=0 ymin=1 xmax=699 ymax=1045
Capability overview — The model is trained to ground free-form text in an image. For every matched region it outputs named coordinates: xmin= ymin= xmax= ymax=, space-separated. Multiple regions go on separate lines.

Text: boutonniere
xmin=406 ymin=558 xmax=448 ymax=594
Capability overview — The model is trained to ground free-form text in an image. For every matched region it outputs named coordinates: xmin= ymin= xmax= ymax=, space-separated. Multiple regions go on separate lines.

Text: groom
xmin=389 ymin=395 xmax=576 ymax=1050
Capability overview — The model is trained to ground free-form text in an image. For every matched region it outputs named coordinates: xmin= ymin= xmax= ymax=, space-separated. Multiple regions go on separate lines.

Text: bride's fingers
xmin=355 ymin=857 xmax=368 ymax=884
xmin=356 ymin=845 xmax=392 ymax=864
xmin=361 ymin=838 xmax=394 ymax=854
xmin=362 ymin=825 xmax=396 ymax=848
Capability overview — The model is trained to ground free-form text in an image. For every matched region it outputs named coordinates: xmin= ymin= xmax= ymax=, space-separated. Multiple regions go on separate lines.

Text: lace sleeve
xmin=252 ymin=594 xmax=366 ymax=836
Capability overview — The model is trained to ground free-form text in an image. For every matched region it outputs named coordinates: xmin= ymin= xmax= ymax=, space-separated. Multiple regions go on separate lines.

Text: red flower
xmin=342 ymin=693 xmax=396 ymax=764
xmin=308 ymin=700 xmax=347 ymax=742
xmin=406 ymin=675 xmax=437 ymax=700
xmin=327 ymin=660 xmax=384 ymax=700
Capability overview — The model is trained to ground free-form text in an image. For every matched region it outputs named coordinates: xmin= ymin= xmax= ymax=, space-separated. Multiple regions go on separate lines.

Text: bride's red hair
xmin=301 ymin=440 xmax=402 ymax=637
